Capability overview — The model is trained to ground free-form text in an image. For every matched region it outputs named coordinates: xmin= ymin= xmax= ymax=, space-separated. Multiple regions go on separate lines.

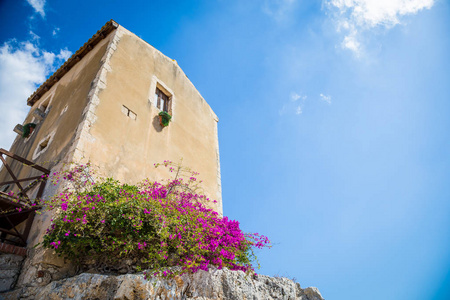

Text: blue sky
xmin=1 ymin=1 xmax=449 ymax=299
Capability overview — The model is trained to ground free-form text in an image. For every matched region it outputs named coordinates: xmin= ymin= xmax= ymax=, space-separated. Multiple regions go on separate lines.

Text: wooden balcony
xmin=0 ymin=149 xmax=50 ymax=247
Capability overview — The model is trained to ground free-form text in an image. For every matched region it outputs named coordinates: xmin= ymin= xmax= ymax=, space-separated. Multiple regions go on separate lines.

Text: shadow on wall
xmin=152 ymin=115 xmax=164 ymax=133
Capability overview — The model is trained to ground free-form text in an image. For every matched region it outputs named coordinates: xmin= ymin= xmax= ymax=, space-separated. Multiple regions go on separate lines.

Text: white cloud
xmin=342 ymin=35 xmax=360 ymax=55
xmin=330 ymin=0 xmax=434 ymax=28
xmin=27 ymin=0 xmax=46 ymax=18
xmin=291 ymin=92 xmax=301 ymax=101
xmin=320 ymin=93 xmax=332 ymax=104
xmin=326 ymin=0 xmax=435 ymax=55
xmin=42 ymin=51 xmax=55 ymax=65
xmin=290 ymin=92 xmax=307 ymax=102
xmin=52 ymin=27 xmax=60 ymax=36
xmin=280 ymin=91 xmax=307 ymax=115
xmin=0 ymin=38 xmax=71 ymax=148
xmin=280 ymin=92 xmax=332 ymax=115
xmin=57 ymin=49 xmax=72 ymax=61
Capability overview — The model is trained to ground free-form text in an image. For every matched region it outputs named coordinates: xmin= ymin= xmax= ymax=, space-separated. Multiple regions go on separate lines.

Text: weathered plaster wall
xmin=0 ymin=32 xmax=113 ymax=191
xmin=0 ymin=30 xmax=114 ymax=249
xmin=77 ymin=26 xmax=223 ymax=213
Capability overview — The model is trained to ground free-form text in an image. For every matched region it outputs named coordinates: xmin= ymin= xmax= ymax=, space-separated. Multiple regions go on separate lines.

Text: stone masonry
xmin=0 ymin=254 xmax=25 ymax=293
xmin=0 ymin=267 xmax=324 ymax=300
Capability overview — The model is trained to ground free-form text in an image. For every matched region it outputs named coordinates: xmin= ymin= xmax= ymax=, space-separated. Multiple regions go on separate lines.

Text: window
xmin=154 ymin=87 xmax=171 ymax=113
xmin=148 ymin=76 xmax=175 ymax=118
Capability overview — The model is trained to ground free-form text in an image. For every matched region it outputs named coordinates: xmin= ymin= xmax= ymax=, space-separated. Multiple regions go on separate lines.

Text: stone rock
xmin=304 ymin=287 xmax=324 ymax=300
xmin=15 ymin=247 xmax=78 ymax=288
xmin=0 ymin=267 xmax=324 ymax=300
xmin=0 ymin=254 xmax=24 ymax=269
xmin=0 ymin=254 xmax=25 ymax=293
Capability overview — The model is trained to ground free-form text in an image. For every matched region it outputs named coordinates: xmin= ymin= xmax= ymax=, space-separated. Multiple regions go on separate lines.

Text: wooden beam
xmin=0 ymin=194 xmax=23 ymax=208
xmin=0 ymin=207 xmax=39 ymax=217
xmin=35 ymin=180 xmax=47 ymax=203
xmin=0 ymin=175 xmax=44 ymax=186
xmin=0 ymin=155 xmax=28 ymax=199
xmin=0 ymin=149 xmax=50 ymax=174
xmin=3 ymin=216 xmax=26 ymax=244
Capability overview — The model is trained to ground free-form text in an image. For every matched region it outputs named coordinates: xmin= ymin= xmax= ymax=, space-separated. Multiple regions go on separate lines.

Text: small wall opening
xmin=38 ymin=138 xmax=49 ymax=152
xmin=32 ymin=130 xmax=56 ymax=160
xmin=121 ymin=105 xmax=137 ymax=120
xmin=39 ymin=94 xmax=54 ymax=114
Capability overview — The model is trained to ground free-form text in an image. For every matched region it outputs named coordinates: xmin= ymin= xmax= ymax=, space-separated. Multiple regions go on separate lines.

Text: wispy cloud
xmin=0 ymin=35 xmax=71 ymax=148
xmin=291 ymin=92 xmax=306 ymax=102
xmin=280 ymin=92 xmax=332 ymax=115
xmin=52 ymin=27 xmax=60 ymax=36
xmin=280 ymin=91 xmax=307 ymax=115
xmin=291 ymin=92 xmax=301 ymax=101
xmin=263 ymin=0 xmax=298 ymax=22
xmin=325 ymin=0 xmax=435 ymax=55
xmin=27 ymin=0 xmax=46 ymax=18
xmin=29 ymin=31 xmax=40 ymax=41
xmin=320 ymin=93 xmax=332 ymax=104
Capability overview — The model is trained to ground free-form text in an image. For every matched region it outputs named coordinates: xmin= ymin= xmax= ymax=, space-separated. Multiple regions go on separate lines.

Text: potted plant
xmin=158 ymin=111 xmax=172 ymax=127
xmin=22 ymin=123 xmax=36 ymax=138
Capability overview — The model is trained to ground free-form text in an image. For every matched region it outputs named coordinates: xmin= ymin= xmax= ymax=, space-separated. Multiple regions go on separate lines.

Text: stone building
xmin=0 ymin=20 xmax=221 ymax=292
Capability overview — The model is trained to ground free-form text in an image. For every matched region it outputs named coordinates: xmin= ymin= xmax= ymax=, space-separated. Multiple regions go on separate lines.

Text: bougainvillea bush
xmin=40 ymin=161 xmax=270 ymax=277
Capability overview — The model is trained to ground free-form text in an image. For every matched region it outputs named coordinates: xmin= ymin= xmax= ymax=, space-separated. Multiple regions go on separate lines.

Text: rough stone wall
xmin=0 ymin=267 xmax=324 ymax=300
xmin=0 ymin=254 xmax=24 ymax=293
xmin=14 ymin=247 xmax=77 ymax=291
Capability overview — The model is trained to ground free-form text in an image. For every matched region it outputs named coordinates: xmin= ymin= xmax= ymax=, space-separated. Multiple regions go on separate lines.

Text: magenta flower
xmin=42 ymin=161 xmax=271 ymax=278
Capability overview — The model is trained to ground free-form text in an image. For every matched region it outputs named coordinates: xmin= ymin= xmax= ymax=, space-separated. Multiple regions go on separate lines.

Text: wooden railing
xmin=0 ymin=149 xmax=50 ymax=247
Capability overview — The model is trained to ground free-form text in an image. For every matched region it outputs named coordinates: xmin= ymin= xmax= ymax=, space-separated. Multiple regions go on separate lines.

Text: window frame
xmin=148 ymin=75 xmax=175 ymax=118
xmin=155 ymin=87 xmax=172 ymax=114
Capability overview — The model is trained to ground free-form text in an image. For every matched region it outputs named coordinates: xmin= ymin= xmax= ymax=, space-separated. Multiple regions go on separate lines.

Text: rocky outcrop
xmin=0 ymin=267 xmax=324 ymax=300
xmin=0 ymin=254 xmax=25 ymax=293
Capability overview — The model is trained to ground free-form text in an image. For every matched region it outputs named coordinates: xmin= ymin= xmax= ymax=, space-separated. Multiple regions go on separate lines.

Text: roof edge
xmin=26 ymin=20 xmax=119 ymax=106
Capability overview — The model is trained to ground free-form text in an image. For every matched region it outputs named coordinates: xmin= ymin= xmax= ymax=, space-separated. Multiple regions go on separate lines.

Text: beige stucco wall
xmin=78 ymin=26 xmax=222 ymax=213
